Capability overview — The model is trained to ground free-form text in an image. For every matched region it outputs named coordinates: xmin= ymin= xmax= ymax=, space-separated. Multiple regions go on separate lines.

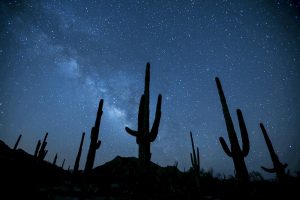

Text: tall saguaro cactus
xmin=74 ymin=132 xmax=85 ymax=173
xmin=190 ymin=131 xmax=200 ymax=174
xmin=215 ymin=77 xmax=249 ymax=182
xmin=260 ymin=123 xmax=288 ymax=182
xmin=13 ymin=134 xmax=22 ymax=150
xmin=125 ymin=63 xmax=162 ymax=164
xmin=84 ymin=99 xmax=104 ymax=174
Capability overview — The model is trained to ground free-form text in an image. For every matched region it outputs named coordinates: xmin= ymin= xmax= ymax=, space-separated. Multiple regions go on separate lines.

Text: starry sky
xmin=0 ymin=0 xmax=300 ymax=178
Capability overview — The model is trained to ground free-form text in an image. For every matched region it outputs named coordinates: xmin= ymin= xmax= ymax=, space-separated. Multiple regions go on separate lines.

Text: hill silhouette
xmin=0 ymin=140 xmax=67 ymax=198
xmin=0 ymin=139 xmax=299 ymax=199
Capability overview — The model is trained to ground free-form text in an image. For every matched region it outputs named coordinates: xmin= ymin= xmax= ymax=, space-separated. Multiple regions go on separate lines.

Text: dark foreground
xmin=0 ymin=140 xmax=299 ymax=200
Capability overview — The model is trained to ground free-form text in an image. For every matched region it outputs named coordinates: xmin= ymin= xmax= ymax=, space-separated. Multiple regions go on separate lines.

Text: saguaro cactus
xmin=34 ymin=132 xmax=48 ymax=160
xmin=13 ymin=134 xmax=22 ymax=150
xmin=125 ymin=63 xmax=162 ymax=164
xmin=74 ymin=132 xmax=85 ymax=173
xmin=260 ymin=123 xmax=288 ymax=182
xmin=190 ymin=131 xmax=200 ymax=173
xmin=215 ymin=77 xmax=249 ymax=182
xmin=84 ymin=99 xmax=104 ymax=173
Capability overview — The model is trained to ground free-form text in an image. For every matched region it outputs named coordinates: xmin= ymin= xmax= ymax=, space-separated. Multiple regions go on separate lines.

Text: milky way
xmin=0 ymin=0 xmax=299 ymax=178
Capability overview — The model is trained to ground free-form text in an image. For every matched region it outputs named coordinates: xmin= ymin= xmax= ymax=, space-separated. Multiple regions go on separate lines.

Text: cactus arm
xmin=125 ymin=127 xmax=139 ymax=137
xmin=148 ymin=94 xmax=162 ymax=142
xmin=237 ymin=109 xmax=249 ymax=156
xmin=261 ymin=166 xmax=276 ymax=173
xmin=219 ymin=137 xmax=232 ymax=157
xmin=125 ymin=95 xmax=145 ymax=138
xmin=34 ymin=140 xmax=41 ymax=157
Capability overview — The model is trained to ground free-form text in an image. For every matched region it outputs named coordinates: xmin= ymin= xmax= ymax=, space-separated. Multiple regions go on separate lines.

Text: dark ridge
xmin=0 ymin=139 xmax=299 ymax=200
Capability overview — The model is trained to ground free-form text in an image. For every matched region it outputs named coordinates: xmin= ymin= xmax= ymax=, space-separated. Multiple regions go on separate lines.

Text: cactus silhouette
xmin=190 ymin=131 xmax=200 ymax=173
xmin=215 ymin=77 xmax=249 ymax=182
xmin=74 ymin=132 xmax=85 ymax=173
xmin=260 ymin=123 xmax=288 ymax=182
xmin=13 ymin=134 xmax=22 ymax=150
xmin=35 ymin=132 xmax=48 ymax=160
xmin=53 ymin=153 xmax=58 ymax=165
xmin=84 ymin=99 xmax=104 ymax=173
xmin=125 ymin=63 xmax=162 ymax=164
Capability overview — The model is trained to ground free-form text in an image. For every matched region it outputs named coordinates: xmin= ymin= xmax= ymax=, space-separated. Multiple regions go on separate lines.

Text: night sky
xmin=1 ymin=0 xmax=300 ymax=178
